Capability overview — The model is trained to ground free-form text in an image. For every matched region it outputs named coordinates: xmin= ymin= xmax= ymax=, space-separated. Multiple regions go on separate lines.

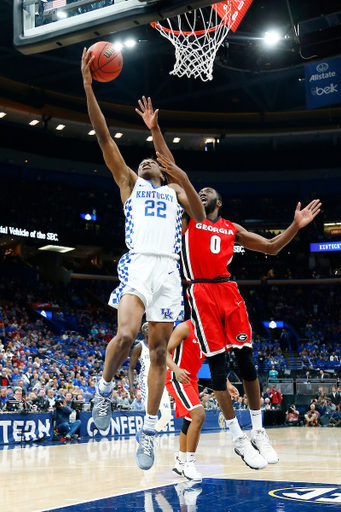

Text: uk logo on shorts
xmin=161 ymin=308 xmax=173 ymax=320
xmin=236 ymin=333 xmax=248 ymax=342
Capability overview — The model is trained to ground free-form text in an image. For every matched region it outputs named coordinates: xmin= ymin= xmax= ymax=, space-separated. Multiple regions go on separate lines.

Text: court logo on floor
xmin=269 ymin=486 xmax=341 ymax=504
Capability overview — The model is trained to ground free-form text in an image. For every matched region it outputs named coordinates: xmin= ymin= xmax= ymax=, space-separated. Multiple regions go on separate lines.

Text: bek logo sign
xmin=311 ymin=84 xmax=338 ymax=96
xmin=270 ymin=487 xmax=341 ymax=504
xmin=305 ymin=57 xmax=341 ymax=109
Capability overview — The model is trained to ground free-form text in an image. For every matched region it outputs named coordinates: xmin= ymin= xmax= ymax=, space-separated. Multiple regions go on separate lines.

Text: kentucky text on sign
xmin=310 ymin=242 xmax=341 ymax=253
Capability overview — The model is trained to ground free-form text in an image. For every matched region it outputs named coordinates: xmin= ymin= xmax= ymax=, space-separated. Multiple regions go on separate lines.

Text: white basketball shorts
xmin=108 ymin=253 xmax=183 ymax=323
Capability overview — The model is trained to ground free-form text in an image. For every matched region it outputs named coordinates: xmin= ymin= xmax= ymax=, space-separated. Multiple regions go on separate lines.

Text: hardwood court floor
xmin=1 ymin=427 xmax=341 ymax=512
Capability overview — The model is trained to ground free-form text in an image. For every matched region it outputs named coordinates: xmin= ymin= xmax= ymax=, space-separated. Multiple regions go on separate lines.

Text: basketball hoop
xmin=151 ymin=0 xmax=253 ymax=82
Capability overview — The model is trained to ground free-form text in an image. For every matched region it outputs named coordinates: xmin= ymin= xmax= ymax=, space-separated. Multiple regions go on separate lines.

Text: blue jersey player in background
xmin=81 ymin=51 xmax=205 ymax=470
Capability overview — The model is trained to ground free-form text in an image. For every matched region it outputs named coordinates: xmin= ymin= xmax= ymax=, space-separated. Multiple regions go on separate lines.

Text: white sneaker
xmin=172 ymin=456 xmax=185 ymax=476
xmin=183 ymin=460 xmax=202 ymax=482
xmin=233 ymin=434 xmax=268 ymax=470
xmin=251 ymin=428 xmax=279 ymax=464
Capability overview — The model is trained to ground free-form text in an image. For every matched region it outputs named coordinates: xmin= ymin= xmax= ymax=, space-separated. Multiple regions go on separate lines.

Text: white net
xmin=152 ymin=1 xmax=253 ymax=82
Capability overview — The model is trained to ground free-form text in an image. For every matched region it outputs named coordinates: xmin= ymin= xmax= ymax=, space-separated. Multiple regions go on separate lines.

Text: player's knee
xmin=191 ymin=407 xmax=205 ymax=427
xmin=234 ymin=347 xmax=258 ymax=381
xmin=149 ymin=345 xmax=167 ymax=367
xmin=208 ymin=353 xmax=227 ymax=391
xmin=181 ymin=418 xmax=191 ymax=435
xmin=115 ymin=331 xmax=135 ymax=352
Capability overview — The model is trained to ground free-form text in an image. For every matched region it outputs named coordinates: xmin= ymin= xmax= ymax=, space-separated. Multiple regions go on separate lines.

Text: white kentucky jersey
xmin=124 ymin=177 xmax=183 ymax=258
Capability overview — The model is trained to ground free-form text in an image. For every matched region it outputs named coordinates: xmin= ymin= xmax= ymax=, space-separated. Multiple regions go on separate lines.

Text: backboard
xmin=13 ymin=0 xmax=214 ymax=54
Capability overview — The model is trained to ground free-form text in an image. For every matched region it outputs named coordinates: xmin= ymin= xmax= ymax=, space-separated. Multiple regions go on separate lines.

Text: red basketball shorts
xmin=187 ymin=281 xmax=252 ymax=356
xmin=166 ymin=376 xmax=202 ymax=419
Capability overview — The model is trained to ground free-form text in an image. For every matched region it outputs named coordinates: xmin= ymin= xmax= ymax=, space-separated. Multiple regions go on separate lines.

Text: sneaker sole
xmin=135 ymin=454 xmax=154 ymax=471
xmin=183 ymin=472 xmax=202 ymax=483
xmin=234 ymin=448 xmax=267 ymax=470
xmin=172 ymin=467 xmax=184 ymax=476
xmin=251 ymin=440 xmax=279 ymax=464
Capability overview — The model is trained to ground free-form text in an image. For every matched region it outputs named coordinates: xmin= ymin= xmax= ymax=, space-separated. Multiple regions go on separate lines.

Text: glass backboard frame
xmin=13 ymin=0 xmax=214 ymax=55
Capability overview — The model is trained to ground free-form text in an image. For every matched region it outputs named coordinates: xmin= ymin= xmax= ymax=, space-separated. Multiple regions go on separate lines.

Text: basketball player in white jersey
xmin=81 ymin=52 xmax=205 ymax=471
xmin=128 ymin=323 xmax=172 ymax=434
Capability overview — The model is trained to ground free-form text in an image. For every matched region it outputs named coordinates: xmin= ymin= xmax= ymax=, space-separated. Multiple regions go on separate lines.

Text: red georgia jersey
xmin=181 ymin=217 xmax=237 ymax=281
xmin=168 ymin=319 xmax=204 ymax=381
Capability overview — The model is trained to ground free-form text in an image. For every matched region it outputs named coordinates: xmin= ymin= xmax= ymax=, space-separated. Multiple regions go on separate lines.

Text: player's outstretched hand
xmin=294 ymin=199 xmax=322 ymax=229
xmin=81 ymin=48 xmax=95 ymax=88
xmin=156 ymin=152 xmax=187 ymax=183
xmin=135 ymin=96 xmax=159 ymax=130
xmin=175 ymin=368 xmax=190 ymax=384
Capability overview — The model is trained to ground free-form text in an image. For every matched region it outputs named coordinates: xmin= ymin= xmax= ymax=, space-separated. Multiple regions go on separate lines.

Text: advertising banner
xmin=305 ymin=57 xmax=341 ymax=109
xmin=0 ymin=413 xmax=52 ymax=445
xmin=79 ymin=409 xmax=254 ymax=439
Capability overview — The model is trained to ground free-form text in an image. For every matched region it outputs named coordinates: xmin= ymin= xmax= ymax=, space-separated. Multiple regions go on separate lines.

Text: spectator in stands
xmin=233 ymin=396 xmax=245 ymax=410
xmin=65 ymin=391 xmax=73 ymax=407
xmin=53 ymin=399 xmax=81 ymax=440
xmin=329 ymin=406 xmax=341 ymax=427
xmin=315 ymin=385 xmax=324 ymax=399
xmin=285 ymin=404 xmax=299 ymax=426
xmin=3 ymin=387 xmax=24 ymax=412
xmin=33 ymin=388 xmax=49 ymax=412
xmin=305 ymin=404 xmax=319 ymax=427
xmin=0 ymin=387 xmax=8 ymax=408
xmin=131 ymin=390 xmax=145 ymax=411
xmin=329 ymin=386 xmax=340 ymax=406
xmin=269 ymin=365 xmax=278 ymax=381
xmin=0 ymin=368 xmax=10 ymax=387
xmin=46 ymin=388 xmax=56 ymax=409
xmin=264 ymin=398 xmax=272 ymax=410
xmin=270 ymin=385 xmax=282 ymax=409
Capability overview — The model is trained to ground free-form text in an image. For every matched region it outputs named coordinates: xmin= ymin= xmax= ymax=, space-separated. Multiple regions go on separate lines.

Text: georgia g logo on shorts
xmin=236 ymin=333 xmax=248 ymax=342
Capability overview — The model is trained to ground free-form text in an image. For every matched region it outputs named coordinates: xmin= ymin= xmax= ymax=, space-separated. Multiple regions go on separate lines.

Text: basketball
xmin=88 ymin=41 xmax=123 ymax=82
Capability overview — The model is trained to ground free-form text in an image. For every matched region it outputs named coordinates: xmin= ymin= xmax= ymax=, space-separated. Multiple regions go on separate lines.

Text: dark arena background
xmin=1 ymin=0 xmax=341 ymax=511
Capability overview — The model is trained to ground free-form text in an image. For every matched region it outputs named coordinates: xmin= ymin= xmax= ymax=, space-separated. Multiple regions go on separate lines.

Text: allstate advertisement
xmin=305 ymin=57 xmax=341 ymax=109
xmin=0 ymin=413 xmax=52 ymax=445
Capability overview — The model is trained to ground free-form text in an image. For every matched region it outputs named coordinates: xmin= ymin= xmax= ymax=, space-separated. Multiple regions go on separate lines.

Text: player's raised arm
xmin=128 ymin=343 xmax=142 ymax=399
xmin=234 ymin=199 xmax=321 ymax=255
xmin=81 ymin=48 xmax=136 ymax=202
xmin=156 ymin=152 xmax=205 ymax=223
xmin=166 ymin=322 xmax=191 ymax=384
xmin=136 ymin=96 xmax=184 ymax=186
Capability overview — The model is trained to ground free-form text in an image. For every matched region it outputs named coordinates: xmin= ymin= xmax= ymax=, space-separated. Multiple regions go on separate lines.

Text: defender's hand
xmin=227 ymin=382 xmax=239 ymax=401
xmin=135 ymin=96 xmax=159 ymax=130
xmin=156 ymin=152 xmax=187 ymax=183
xmin=294 ymin=199 xmax=321 ymax=229
xmin=81 ymin=48 xmax=95 ymax=88
xmin=175 ymin=368 xmax=190 ymax=384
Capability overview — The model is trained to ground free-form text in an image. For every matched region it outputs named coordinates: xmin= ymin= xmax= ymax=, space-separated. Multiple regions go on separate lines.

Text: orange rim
xmin=150 ymin=20 xmax=228 ymax=37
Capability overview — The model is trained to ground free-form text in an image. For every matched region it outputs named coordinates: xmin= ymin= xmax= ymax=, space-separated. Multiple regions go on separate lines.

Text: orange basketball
xmin=88 ymin=41 xmax=123 ymax=82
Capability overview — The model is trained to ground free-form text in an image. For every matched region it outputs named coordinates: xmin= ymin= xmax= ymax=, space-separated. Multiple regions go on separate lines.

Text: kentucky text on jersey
xmin=136 ymin=190 xmax=174 ymax=202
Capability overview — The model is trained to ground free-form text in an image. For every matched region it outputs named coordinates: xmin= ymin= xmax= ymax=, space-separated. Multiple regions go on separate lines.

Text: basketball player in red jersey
xmin=166 ymin=319 xmax=239 ymax=482
xmin=140 ymin=97 xmax=321 ymax=468
xmin=162 ymin=160 xmax=321 ymax=468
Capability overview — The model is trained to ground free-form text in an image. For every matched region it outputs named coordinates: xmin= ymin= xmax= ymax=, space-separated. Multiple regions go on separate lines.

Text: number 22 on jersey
xmin=145 ymin=200 xmax=167 ymax=218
